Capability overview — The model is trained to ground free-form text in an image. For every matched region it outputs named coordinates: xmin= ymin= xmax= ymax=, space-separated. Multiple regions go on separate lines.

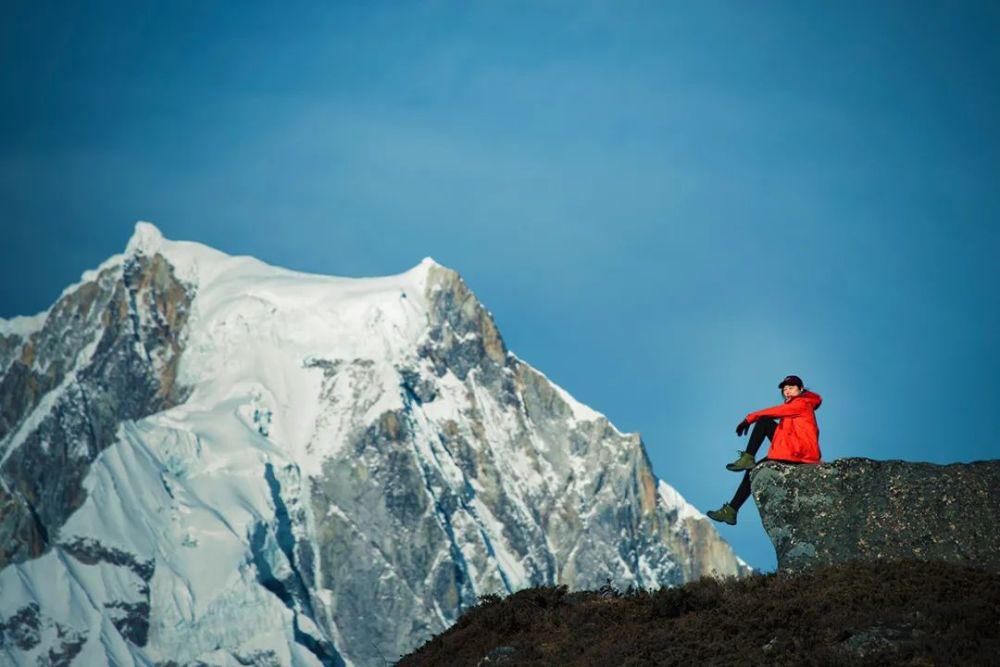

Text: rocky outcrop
xmin=0 ymin=252 xmax=193 ymax=567
xmin=751 ymin=457 xmax=1000 ymax=573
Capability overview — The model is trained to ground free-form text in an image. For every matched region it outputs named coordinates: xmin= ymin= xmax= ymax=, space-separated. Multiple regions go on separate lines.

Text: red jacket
xmin=745 ymin=390 xmax=823 ymax=463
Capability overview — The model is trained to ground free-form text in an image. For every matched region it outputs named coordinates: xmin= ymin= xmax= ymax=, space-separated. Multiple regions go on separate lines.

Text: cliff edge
xmin=751 ymin=457 xmax=1000 ymax=573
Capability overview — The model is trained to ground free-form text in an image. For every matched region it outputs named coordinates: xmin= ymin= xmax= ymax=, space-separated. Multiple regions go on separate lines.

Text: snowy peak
xmin=123 ymin=222 xmax=450 ymax=296
xmin=657 ymin=480 xmax=706 ymax=523
xmin=415 ymin=255 xmax=446 ymax=273
xmin=0 ymin=222 xmax=749 ymax=666
xmin=125 ymin=220 xmax=165 ymax=257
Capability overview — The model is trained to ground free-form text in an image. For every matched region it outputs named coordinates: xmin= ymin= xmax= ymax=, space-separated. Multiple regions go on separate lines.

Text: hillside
xmin=399 ymin=559 xmax=1000 ymax=666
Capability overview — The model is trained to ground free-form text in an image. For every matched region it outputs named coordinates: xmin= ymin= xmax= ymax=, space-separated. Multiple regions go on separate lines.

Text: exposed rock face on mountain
xmin=0 ymin=223 xmax=749 ymax=666
xmin=751 ymin=457 xmax=1000 ymax=573
xmin=0 ymin=252 xmax=192 ymax=567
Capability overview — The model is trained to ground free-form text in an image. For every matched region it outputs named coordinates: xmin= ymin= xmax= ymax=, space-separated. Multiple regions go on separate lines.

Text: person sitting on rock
xmin=707 ymin=374 xmax=823 ymax=525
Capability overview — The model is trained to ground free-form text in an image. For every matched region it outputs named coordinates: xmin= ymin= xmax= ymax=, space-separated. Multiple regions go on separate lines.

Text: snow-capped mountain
xmin=0 ymin=223 xmax=749 ymax=666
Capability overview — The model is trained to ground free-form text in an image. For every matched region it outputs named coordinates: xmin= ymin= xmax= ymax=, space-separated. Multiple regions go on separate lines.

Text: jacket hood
xmin=796 ymin=390 xmax=822 ymax=410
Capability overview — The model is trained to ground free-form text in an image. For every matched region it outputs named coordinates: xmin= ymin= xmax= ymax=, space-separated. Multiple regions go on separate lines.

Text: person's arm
xmin=746 ymin=399 xmax=809 ymax=423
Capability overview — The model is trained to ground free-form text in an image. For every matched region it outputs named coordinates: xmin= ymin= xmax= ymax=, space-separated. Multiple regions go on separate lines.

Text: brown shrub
xmin=398 ymin=559 xmax=1000 ymax=666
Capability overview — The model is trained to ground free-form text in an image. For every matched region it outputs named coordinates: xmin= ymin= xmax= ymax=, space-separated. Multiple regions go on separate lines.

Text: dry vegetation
xmin=398 ymin=559 xmax=1000 ymax=666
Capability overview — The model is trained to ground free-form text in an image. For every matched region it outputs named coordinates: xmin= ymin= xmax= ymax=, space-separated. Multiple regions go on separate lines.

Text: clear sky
xmin=2 ymin=1 xmax=998 ymax=572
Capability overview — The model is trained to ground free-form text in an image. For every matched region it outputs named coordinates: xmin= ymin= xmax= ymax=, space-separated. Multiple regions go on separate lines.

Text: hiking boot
xmin=726 ymin=450 xmax=756 ymax=472
xmin=707 ymin=503 xmax=737 ymax=525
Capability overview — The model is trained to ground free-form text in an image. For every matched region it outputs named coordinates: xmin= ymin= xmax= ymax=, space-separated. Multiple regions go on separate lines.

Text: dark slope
xmin=399 ymin=559 xmax=1000 ymax=666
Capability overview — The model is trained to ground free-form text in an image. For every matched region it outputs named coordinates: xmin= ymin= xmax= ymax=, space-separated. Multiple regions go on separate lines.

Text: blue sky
xmin=2 ymin=1 xmax=998 ymax=572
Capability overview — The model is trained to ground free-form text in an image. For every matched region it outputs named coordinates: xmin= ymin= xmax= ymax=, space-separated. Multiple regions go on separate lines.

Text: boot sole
xmin=709 ymin=517 xmax=736 ymax=526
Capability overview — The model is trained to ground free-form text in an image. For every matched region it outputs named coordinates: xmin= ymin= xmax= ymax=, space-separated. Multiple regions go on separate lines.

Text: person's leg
xmin=726 ymin=417 xmax=777 ymax=471
xmin=730 ymin=471 xmax=753 ymax=510
xmin=709 ymin=419 xmax=779 ymax=523
xmin=744 ymin=417 xmax=777 ymax=457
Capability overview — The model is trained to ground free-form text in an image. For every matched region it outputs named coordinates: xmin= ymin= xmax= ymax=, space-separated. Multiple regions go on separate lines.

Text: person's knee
xmin=754 ymin=417 xmax=777 ymax=440
xmin=754 ymin=417 xmax=776 ymax=430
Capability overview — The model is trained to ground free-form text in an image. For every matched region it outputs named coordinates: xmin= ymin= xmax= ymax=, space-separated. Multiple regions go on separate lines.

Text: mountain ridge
xmin=0 ymin=222 xmax=749 ymax=666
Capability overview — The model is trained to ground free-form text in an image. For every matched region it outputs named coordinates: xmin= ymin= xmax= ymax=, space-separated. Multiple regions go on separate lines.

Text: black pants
xmin=730 ymin=417 xmax=776 ymax=510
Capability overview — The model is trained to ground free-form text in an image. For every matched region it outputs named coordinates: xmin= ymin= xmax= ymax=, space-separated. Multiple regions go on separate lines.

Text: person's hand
xmin=736 ymin=419 xmax=750 ymax=437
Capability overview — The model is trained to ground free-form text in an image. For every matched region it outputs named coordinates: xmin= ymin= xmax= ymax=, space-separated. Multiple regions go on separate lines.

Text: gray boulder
xmin=751 ymin=457 xmax=1000 ymax=573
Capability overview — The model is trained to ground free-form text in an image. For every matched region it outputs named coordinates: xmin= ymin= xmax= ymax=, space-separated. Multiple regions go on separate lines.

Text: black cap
xmin=778 ymin=375 xmax=803 ymax=389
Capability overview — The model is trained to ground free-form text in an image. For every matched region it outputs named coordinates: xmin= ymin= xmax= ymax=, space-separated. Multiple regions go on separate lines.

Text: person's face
xmin=782 ymin=384 xmax=803 ymax=400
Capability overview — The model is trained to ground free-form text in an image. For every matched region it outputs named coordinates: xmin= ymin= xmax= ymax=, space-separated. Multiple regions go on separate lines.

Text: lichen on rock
xmin=751 ymin=457 xmax=1000 ymax=573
